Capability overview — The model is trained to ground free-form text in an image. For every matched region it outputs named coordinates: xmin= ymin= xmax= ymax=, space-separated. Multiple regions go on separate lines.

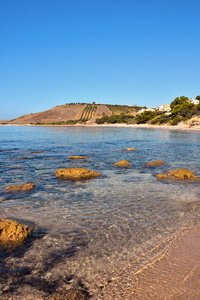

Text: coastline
xmin=1 ymin=122 xmax=200 ymax=131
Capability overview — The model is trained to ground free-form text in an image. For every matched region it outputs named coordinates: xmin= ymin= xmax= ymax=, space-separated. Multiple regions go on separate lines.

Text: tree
xmin=170 ymin=96 xmax=195 ymax=119
xmin=196 ymin=95 xmax=200 ymax=100
xmin=170 ymin=96 xmax=189 ymax=110
xmin=136 ymin=110 xmax=157 ymax=124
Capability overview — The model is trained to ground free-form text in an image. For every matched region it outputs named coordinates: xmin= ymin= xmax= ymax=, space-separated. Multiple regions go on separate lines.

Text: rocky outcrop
xmin=68 ymin=156 xmax=89 ymax=159
xmin=0 ymin=219 xmax=32 ymax=246
xmin=156 ymin=169 xmax=198 ymax=180
xmin=127 ymin=148 xmax=135 ymax=151
xmin=55 ymin=168 xmax=101 ymax=180
xmin=146 ymin=160 xmax=164 ymax=166
xmin=5 ymin=183 xmax=36 ymax=191
xmin=114 ymin=160 xmax=132 ymax=167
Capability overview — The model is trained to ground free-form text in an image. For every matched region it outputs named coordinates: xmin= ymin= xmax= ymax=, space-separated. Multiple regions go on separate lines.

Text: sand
xmin=2 ymin=122 xmax=200 ymax=131
xmin=96 ymin=226 xmax=200 ymax=299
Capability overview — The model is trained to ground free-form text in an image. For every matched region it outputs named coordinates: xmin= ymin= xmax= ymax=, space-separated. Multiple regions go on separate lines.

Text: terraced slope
xmin=80 ymin=103 xmax=97 ymax=121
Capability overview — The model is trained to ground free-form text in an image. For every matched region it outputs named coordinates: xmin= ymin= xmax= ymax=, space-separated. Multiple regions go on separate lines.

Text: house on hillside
xmin=138 ymin=107 xmax=156 ymax=114
xmin=157 ymin=103 xmax=171 ymax=113
xmin=188 ymin=98 xmax=200 ymax=105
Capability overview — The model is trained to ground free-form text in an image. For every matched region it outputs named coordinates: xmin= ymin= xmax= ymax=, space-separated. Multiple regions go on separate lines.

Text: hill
xmin=0 ymin=103 xmax=141 ymax=125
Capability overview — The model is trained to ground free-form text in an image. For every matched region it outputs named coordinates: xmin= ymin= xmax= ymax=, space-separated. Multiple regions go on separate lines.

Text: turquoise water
xmin=0 ymin=126 xmax=200 ymax=297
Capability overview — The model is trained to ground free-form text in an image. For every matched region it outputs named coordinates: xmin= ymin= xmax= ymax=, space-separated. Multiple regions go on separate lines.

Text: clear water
xmin=0 ymin=126 xmax=200 ymax=298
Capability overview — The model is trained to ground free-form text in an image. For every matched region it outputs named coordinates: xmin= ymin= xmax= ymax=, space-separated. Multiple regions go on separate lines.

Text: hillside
xmin=0 ymin=103 xmax=128 ymax=125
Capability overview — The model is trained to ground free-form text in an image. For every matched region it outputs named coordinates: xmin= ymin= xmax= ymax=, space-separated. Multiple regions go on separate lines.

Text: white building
xmin=157 ymin=103 xmax=171 ymax=112
xmin=138 ymin=107 xmax=156 ymax=114
xmin=188 ymin=98 xmax=200 ymax=105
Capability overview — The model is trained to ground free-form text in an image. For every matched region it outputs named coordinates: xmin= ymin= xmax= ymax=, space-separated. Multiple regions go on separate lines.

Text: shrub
xmin=65 ymin=120 xmax=77 ymax=124
xmin=151 ymin=115 xmax=171 ymax=125
xmin=136 ymin=111 xmax=157 ymax=124
xmin=170 ymin=116 xmax=181 ymax=126
xmin=95 ymin=114 xmax=135 ymax=124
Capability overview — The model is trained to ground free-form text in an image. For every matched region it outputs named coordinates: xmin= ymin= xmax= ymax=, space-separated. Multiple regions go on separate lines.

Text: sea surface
xmin=0 ymin=125 xmax=200 ymax=298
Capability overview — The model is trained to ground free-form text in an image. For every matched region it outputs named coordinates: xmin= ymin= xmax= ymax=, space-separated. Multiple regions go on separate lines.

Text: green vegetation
xmin=170 ymin=95 xmax=200 ymax=122
xmin=80 ymin=103 xmax=97 ymax=121
xmin=96 ymin=114 xmax=136 ymax=124
xmin=150 ymin=114 xmax=172 ymax=125
xmin=35 ymin=120 xmax=79 ymax=125
xmin=106 ymin=104 xmax=143 ymax=115
xmin=170 ymin=115 xmax=181 ymax=126
xmin=196 ymin=96 xmax=200 ymax=100
xmin=170 ymin=96 xmax=195 ymax=119
xmin=136 ymin=110 xmax=157 ymax=124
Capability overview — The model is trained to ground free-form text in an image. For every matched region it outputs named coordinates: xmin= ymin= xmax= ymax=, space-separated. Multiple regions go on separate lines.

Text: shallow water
xmin=0 ymin=126 xmax=200 ymax=298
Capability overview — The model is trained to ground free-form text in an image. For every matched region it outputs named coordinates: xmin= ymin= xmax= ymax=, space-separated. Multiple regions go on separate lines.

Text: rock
xmin=114 ymin=159 xmax=132 ymax=167
xmin=31 ymin=151 xmax=45 ymax=153
xmin=5 ymin=183 xmax=36 ymax=191
xmin=68 ymin=156 xmax=89 ymax=159
xmin=0 ymin=219 xmax=32 ymax=246
xmin=156 ymin=169 xmax=198 ymax=180
xmin=47 ymin=289 xmax=88 ymax=299
xmin=127 ymin=148 xmax=135 ymax=151
xmin=146 ymin=160 xmax=164 ymax=166
xmin=55 ymin=168 xmax=101 ymax=180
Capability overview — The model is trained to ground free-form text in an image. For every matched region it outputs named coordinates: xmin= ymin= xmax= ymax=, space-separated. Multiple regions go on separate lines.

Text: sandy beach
xmin=96 ymin=226 xmax=200 ymax=299
xmin=2 ymin=122 xmax=200 ymax=131
xmin=87 ymin=122 xmax=200 ymax=131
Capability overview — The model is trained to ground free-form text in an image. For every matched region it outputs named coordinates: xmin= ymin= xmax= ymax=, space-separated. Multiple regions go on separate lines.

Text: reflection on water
xmin=0 ymin=126 xmax=200 ymax=298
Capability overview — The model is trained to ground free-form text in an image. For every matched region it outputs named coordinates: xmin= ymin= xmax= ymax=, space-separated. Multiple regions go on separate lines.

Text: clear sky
xmin=0 ymin=0 xmax=200 ymax=120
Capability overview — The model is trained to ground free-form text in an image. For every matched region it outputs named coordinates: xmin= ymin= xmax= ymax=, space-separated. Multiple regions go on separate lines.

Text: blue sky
xmin=0 ymin=0 xmax=200 ymax=119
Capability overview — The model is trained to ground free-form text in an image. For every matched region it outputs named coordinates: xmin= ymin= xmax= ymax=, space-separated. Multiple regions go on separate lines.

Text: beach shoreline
xmin=96 ymin=225 xmax=200 ymax=299
xmin=1 ymin=123 xmax=200 ymax=131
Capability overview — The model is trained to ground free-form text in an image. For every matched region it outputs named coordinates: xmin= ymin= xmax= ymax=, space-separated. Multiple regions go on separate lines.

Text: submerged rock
xmin=114 ymin=159 xmax=132 ymax=167
xmin=31 ymin=151 xmax=45 ymax=153
xmin=0 ymin=219 xmax=32 ymax=246
xmin=55 ymin=168 xmax=101 ymax=180
xmin=68 ymin=156 xmax=89 ymax=159
xmin=146 ymin=160 xmax=164 ymax=166
xmin=156 ymin=169 xmax=199 ymax=180
xmin=47 ymin=289 xmax=88 ymax=300
xmin=127 ymin=148 xmax=135 ymax=151
xmin=5 ymin=183 xmax=36 ymax=191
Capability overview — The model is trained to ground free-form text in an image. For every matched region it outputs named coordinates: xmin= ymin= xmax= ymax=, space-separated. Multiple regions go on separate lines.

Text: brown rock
xmin=47 ymin=289 xmax=88 ymax=299
xmin=5 ymin=183 xmax=36 ymax=191
xmin=156 ymin=169 xmax=198 ymax=180
xmin=55 ymin=168 xmax=101 ymax=180
xmin=114 ymin=159 xmax=132 ymax=167
xmin=146 ymin=160 xmax=164 ymax=166
xmin=68 ymin=156 xmax=89 ymax=159
xmin=31 ymin=151 xmax=45 ymax=153
xmin=127 ymin=148 xmax=135 ymax=151
xmin=0 ymin=219 xmax=32 ymax=246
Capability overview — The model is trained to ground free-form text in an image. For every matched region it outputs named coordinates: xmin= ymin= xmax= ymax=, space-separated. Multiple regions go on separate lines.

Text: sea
xmin=0 ymin=125 xmax=200 ymax=298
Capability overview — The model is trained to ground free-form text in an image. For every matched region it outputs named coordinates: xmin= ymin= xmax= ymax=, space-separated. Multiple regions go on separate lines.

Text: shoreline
xmin=96 ymin=225 xmax=200 ymax=299
xmin=1 ymin=123 xmax=200 ymax=131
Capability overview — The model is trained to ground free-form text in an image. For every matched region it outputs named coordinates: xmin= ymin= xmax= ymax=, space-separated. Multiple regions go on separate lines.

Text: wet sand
xmin=96 ymin=226 xmax=200 ymax=299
